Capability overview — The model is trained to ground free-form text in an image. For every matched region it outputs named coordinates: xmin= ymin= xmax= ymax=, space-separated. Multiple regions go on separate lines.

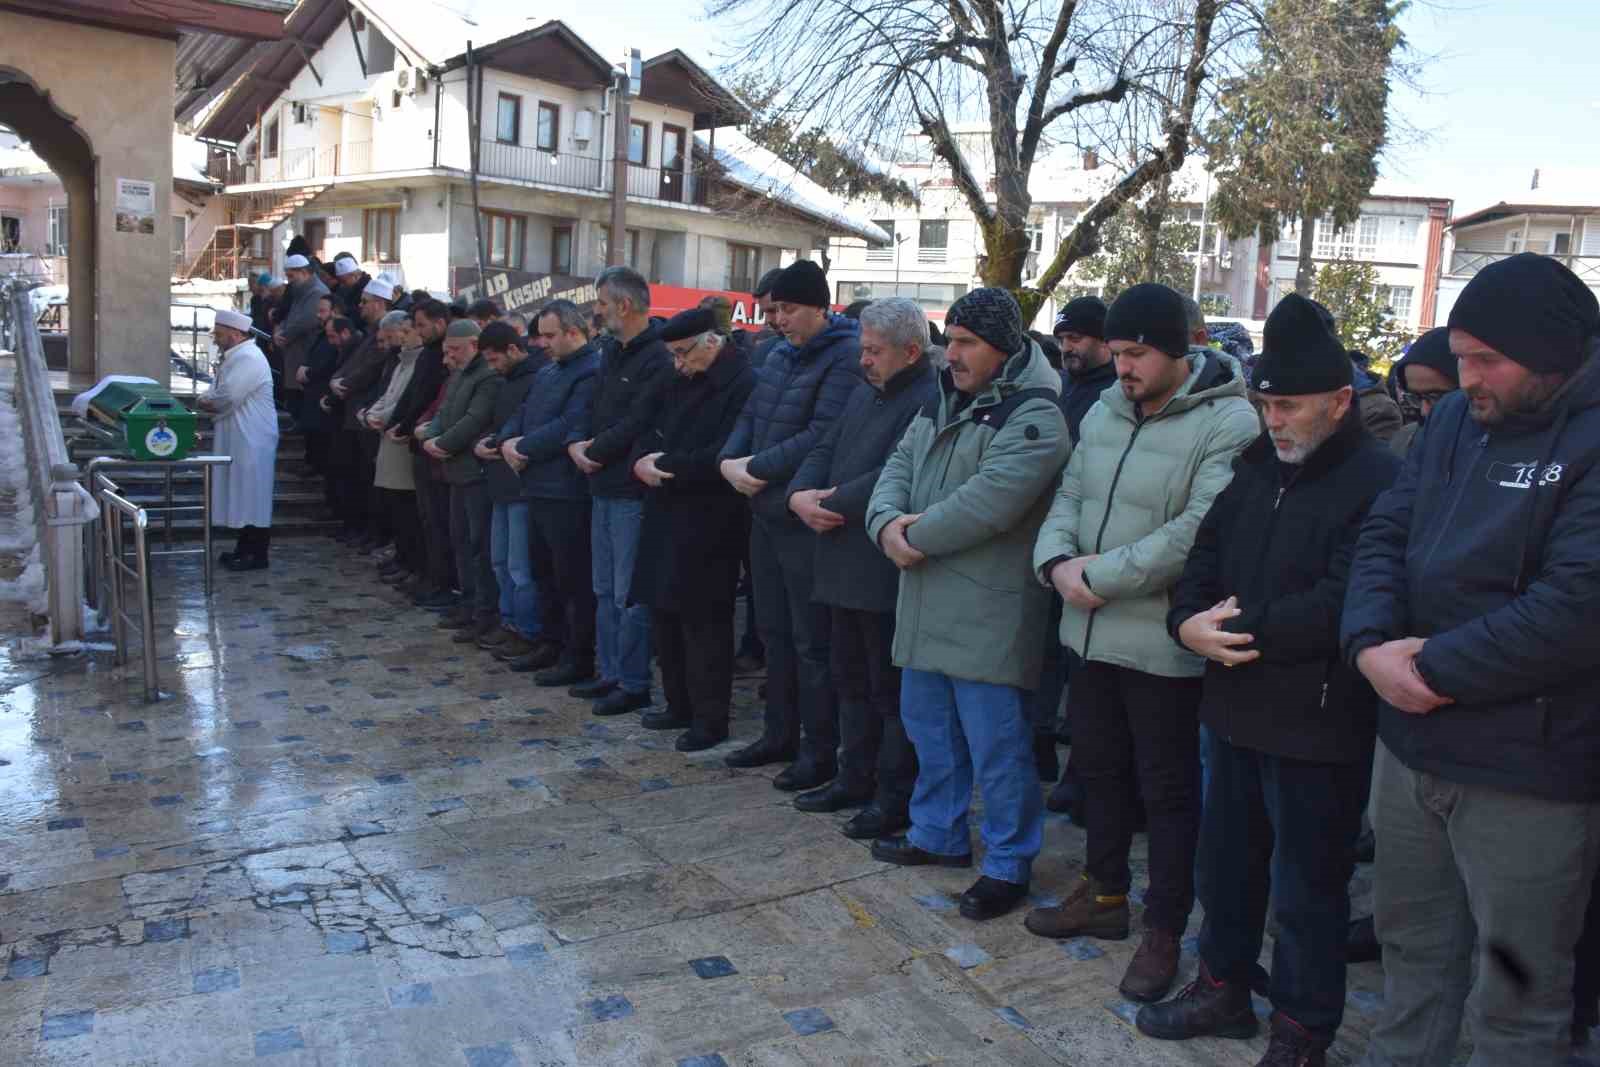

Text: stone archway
xmin=0 ymin=67 xmax=96 ymax=377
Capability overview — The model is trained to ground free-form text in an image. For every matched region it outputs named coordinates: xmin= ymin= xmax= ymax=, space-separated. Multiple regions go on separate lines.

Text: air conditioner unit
xmin=396 ymin=67 xmax=427 ymax=96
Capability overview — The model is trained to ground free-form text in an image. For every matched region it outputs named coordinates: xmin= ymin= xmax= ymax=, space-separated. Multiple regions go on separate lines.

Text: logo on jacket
xmin=1488 ymin=461 xmax=1563 ymax=490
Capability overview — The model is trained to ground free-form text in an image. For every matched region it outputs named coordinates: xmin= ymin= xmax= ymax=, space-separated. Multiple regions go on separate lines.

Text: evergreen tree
xmin=1311 ymin=257 xmax=1412 ymax=372
xmin=1203 ymin=0 xmax=1404 ymax=294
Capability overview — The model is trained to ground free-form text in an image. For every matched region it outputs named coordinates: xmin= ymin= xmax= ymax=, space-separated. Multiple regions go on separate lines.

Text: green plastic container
xmin=86 ymin=382 xmax=197 ymax=461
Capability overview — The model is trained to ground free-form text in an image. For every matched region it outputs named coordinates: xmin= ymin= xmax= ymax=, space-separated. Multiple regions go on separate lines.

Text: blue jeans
xmin=591 ymin=497 xmax=651 ymax=694
xmin=900 ymin=668 xmax=1042 ymax=885
xmin=489 ymin=501 xmax=541 ymax=638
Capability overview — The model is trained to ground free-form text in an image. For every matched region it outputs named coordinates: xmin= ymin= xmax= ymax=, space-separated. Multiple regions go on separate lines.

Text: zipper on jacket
xmin=1081 ymin=422 xmax=1145 ymax=657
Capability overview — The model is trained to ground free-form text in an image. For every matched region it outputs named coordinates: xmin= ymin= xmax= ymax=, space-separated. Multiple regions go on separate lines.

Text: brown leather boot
xmin=1257 ymin=1012 xmax=1328 ymax=1067
xmin=1135 ymin=960 xmax=1258 ymax=1040
xmin=1120 ymin=927 xmax=1182 ymax=1002
xmin=1024 ymin=875 xmax=1131 ymax=941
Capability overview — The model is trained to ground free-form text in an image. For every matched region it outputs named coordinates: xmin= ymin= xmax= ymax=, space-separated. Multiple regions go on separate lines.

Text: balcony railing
xmin=212 ymin=138 xmax=709 ymax=208
xmin=1450 ymin=248 xmax=1600 ymax=284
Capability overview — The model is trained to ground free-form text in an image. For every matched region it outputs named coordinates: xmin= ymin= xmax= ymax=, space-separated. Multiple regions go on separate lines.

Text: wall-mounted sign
xmin=115 ymin=178 xmax=155 ymax=235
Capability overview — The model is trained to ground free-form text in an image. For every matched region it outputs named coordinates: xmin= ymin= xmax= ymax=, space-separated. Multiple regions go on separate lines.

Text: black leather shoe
xmin=507 ymin=642 xmax=562 ymax=672
xmin=222 ymin=554 xmax=268 ymax=572
xmin=217 ymin=550 xmax=239 ymax=566
xmin=870 ymin=835 xmax=972 ymax=868
xmin=596 ymin=689 xmax=653 ymax=718
xmin=570 ymin=678 xmax=617 ymax=700
xmin=773 ymin=759 xmax=836 ymax=793
xmin=676 ymin=728 xmax=728 ymax=753
xmin=959 ymin=875 xmax=1030 ymax=921
xmin=723 ymin=740 xmax=796 ymax=769
xmin=641 ymin=707 xmax=692 ymax=730
xmin=415 ymin=590 xmax=458 ymax=611
xmin=841 ymin=805 xmax=908 ymax=840
xmin=535 ymin=662 xmax=596 ymax=688
xmin=438 ymin=609 xmax=475 ymax=630
xmin=794 ymin=780 xmax=872 ymax=813
xmin=1135 ymin=962 xmax=1259 ymax=1041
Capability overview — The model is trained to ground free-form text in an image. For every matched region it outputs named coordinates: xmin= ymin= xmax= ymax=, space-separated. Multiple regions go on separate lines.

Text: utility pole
xmin=608 ymin=49 xmax=640 ymax=267
xmin=1191 ymin=166 xmax=1212 ymax=302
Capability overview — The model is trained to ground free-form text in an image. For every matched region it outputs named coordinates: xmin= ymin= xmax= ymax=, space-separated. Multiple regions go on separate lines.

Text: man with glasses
xmin=1389 ymin=327 xmax=1458 ymax=455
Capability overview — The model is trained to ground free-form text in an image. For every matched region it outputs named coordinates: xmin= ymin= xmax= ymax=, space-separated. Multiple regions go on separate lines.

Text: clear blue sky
xmin=568 ymin=0 xmax=1598 ymax=217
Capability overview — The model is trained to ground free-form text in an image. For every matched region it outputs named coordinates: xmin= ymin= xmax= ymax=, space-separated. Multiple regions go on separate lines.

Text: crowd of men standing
xmin=217 ymin=236 xmax=1600 ymax=1067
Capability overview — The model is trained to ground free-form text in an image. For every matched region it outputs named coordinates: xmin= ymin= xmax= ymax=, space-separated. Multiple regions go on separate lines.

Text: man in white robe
xmin=199 ymin=309 xmax=279 ymax=570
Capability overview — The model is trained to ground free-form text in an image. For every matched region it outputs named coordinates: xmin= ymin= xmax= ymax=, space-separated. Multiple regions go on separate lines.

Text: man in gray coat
xmin=1028 ymin=283 xmax=1258 ymax=1004
xmin=274 ymin=252 xmax=329 ymax=421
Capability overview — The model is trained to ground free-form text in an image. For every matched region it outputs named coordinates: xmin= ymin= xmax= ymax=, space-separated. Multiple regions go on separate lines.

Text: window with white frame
xmin=1505 ymin=229 xmax=1525 ymax=253
xmin=47 ymin=205 xmax=68 ymax=256
xmin=1025 ymin=222 xmax=1044 ymax=253
xmin=866 ymin=219 xmax=896 ymax=261
xmin=1377 ymin=285 xmax=1413 ymax=322
xmin=1356 ymin=216 xmax=1380 ymax=259
xmin=918 ymin=219 xmax=949 ymax=262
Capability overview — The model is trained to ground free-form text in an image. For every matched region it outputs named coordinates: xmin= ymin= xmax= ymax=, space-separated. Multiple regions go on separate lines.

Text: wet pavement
xmin=0 ymin=539 xmax=1407 ymax=1065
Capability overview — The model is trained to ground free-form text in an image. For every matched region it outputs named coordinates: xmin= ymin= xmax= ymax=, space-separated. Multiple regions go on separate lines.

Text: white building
xmin=1435 ymin=168 xmax=1600 ymax=325
xmin=825 ymin=127 xmax=1449 ymax=333
xmin=185 ymin=0 xmax=885 ymax=294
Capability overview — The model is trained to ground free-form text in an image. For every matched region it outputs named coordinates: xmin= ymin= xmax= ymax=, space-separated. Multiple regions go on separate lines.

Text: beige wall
xmin=0 ymin=11 xmax=174 ymax=380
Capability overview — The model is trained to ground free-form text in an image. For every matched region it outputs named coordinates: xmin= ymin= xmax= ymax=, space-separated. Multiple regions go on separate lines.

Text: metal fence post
xmin=133 ymin=511 xmax=157 ymax=703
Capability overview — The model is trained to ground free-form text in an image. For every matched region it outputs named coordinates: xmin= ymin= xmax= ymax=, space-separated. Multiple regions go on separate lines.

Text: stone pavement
xmin=0 ymin=539 xmax=1405 ymax=1066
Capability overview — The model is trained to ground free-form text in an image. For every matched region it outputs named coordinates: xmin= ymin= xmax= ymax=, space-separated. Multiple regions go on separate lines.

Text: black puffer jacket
xmin=1058 ymin=358 xmax=1118 ymax=444
xmin=1171 ymin=415 xmax=1399 ymax=763
xmin=790 ymin=359 xmax=936 ymax=613
xmin=1342 ymin=351 xmax=1600 ymax=800
xmin=482 ymin=355 xmax=542 ymax=502
xmin=719 ymin=315 xmax=861 ymax=523
xmin=585 ymin=324 xmax=672 ymax=498
xmin=386 ymin=338 xmax=446 ymax=437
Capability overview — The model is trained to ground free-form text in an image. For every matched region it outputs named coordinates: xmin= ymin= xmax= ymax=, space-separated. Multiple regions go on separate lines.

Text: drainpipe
xmin=431 ymin=70 xmax=442 ymax=169
xmin=466 ymin=42 xmax=487 ymax=285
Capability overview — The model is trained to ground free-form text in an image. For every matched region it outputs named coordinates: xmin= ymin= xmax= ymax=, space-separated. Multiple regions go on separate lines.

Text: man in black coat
xmin=630 ymin=309 xmax=756 ymax=751
xmin=719 ymin=259 xmax=860 ymax=786
xmin=568 ymin=267 xmax=672 ymax=712
xmin=1136 ymin=293 xmax=1399 ymax=1065
xmin=1053 ymin=295 xmax=1117 ymax=444
xmin=787 ymin=297 xmax=934 ymax=838
xmin=1342 ymin=253 xmax=1600 ymax=1067
xmin=331 ymin=254 xmax=370 ymax=320
xmin=383 ymin=300 xmax=452 ymax=606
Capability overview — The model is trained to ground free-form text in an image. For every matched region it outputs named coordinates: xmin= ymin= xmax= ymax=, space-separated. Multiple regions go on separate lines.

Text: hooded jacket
xmin=584 ymin=324 xmax=672 ymax=499
xmin=866 ymin=340 xmax=1070 ymax=689
xmin=1354 ymin=365 xmax=1404 ymax=444
xmin=792 ymin=358 xmax=938 ymax=614
xmin=720 ymin=315 xmax=861 ymax=523
xmin=510 ymin=343 xmax=601 ymax=500
xmin=277 ymin=275 xmax=330 ymax=388
xmin=1342 ymin=349 xmax=1600 ymax=801
xmin=1035 ymin=349 xmax=1259 ymax=678
xmin=423 ymin=354 xmax=502 ymax=486
xmin=1059 ymin=357 xmax=1118 ymax=444
xmin=1171 ymin=414 xmax=1400 ymax=763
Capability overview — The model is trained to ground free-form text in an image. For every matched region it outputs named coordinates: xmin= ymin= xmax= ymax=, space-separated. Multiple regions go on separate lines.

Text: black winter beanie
xmin=945 ymin=287 xmax=1026 ymax=356
xmin=1397 ymin=326 xmax=1458 ymax=390
xmin=1104 ymin=283 xmax=1189 ymax=358
xmin=1055 ymin=295 xmax=1107 ymax=339
xmin=1448 ymin=252 xmax=1600 ymax=374
xmin=1252 ymin=292 xmax=1354 ymax=395
xmin=770 ymin=260 xmax=831 ymax=308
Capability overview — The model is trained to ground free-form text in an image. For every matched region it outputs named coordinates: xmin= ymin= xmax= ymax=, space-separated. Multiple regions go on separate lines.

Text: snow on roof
xmin=697 ymin=128 xmax=891 ymax=245
xmin=1452 ymin=170 xmax=1600 ymax=225
xmin=357 ymin=0 xmax=553 ymax=70
xmin=173 ymin=133 xmax=215 ymax=186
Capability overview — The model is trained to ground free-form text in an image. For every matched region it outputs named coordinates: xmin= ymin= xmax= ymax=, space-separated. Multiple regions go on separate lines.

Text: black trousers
xmin=1198 ymin=732 xmax=1368 ymax=1037
xmin=1025 ymin=597 xmax=1068 ymax=742
xmin=382 ymin=488 xmax=422 ymax=573
xmin=736 ymin=545 xmax=764 ymax=661
xmin=334 ymin=429 xmax=375 ymax=532
xmin=448 ymin=482 xmax=496 ymax=618
xmin=413 ymin=458 xmax=454 ymax=594
xmin=232 ymin=525 xmax=271 ymax=558
xmin=655 ymin=607 xmax=734 ymax=736
xmin=1069 ymin=659 xmax=1202 ymax=935
xmin=831 ymin=607 xmax=916 ymax=813
xmin=749 ymin=517 xmax=837 ymax=765
xmin=529 ymin=497 xmax=595 ymax=666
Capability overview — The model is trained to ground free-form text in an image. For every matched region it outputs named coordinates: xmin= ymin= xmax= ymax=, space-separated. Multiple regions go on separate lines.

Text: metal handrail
xmin=95 ymin=475 xmax=158 ymax=702
xmin=2 ymin=280 xmax=91 ymax=645
xmin=79 ymin=455 xmax=231 ymax=607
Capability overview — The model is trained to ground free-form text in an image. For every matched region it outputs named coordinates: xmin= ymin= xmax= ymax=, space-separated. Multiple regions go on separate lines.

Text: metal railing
xmin=1449 ymin=248 xmax=1600 ymax=283
xmin=93 ymin=473 xmax=158 ymax=702
xmin=79 ymin=455 xmax=231 ymax=608
xmin=1 ymin=280 xmax=94 ymax=645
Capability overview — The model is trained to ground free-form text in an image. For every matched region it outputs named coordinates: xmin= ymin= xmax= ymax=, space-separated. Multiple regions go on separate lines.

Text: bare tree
xmin=708 ymin=0 xmax=1258 ymax=319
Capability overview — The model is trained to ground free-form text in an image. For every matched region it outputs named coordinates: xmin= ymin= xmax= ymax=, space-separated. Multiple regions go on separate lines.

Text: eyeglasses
xmin=1401 ymin=389 xmax=1454 ymax=408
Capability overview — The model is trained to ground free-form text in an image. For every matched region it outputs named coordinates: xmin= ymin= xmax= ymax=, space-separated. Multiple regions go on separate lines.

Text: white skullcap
xmin=363 ymin=278 xmax=395 ymax=302
xmin=215 ymin=309 xmax=252 ymax=332
xmin=285 ymin=254 xmax=311 ymax=269
xmin=334 ymin=258 xmax=360 ymax=277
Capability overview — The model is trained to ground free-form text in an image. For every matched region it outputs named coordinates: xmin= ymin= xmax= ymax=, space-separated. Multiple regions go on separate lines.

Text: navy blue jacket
xmin=1058 ymin=358 xmax=1118 ymax=444
xmin=790 ymin=359 xmax=936 ymax=613
xmin=482 ymin=354 xmax=543 ymax=502
xmin=1342 ymin=352 xmax=1600 ymax=801
xmin=720 ymin=315 xmax=861 ymax=523
xmin=585 ymin=323 xmax=672 ymax=499
xmin=508 ymin=344 xmax=600 ymax=501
